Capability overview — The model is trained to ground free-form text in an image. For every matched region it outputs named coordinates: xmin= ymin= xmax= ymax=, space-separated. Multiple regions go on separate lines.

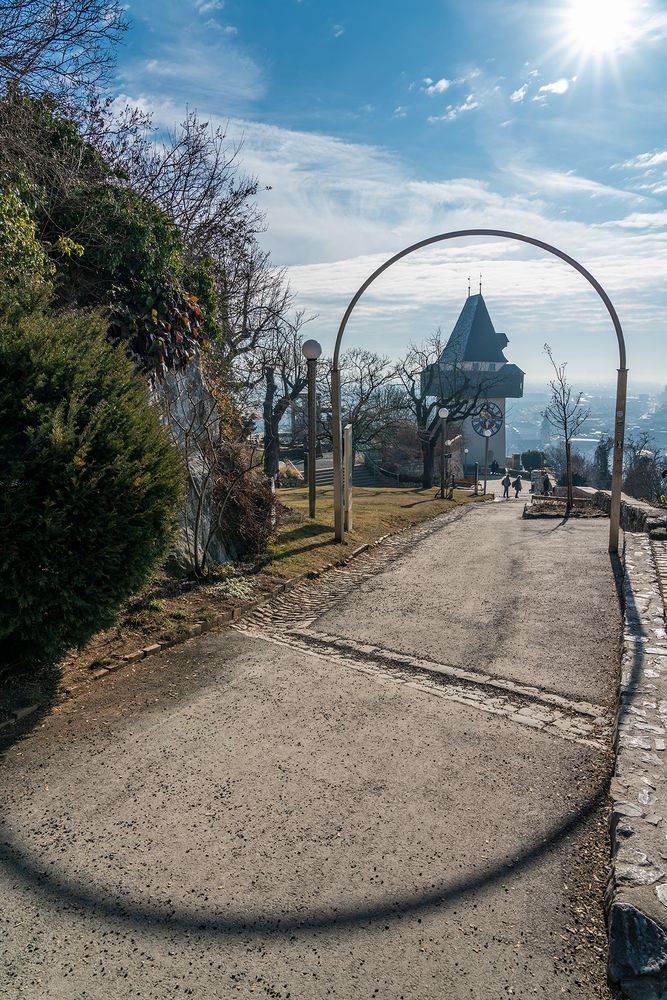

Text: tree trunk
xmin=263 ymin=366 xmax=279 ymax=478
xmin=264 ymin=421 xmax=280 ymax=478
xmin=419 ymin=436 xmax=432 ymax=489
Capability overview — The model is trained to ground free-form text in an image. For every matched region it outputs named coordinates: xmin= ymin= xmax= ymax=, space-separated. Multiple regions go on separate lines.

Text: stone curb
xmin=0 ymin=516 xmax=441 ymax=733
xmin=606 ymin=528 xmax=667 ymax=999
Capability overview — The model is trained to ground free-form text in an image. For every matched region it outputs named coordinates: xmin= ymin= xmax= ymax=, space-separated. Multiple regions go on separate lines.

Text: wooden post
xmin=344 ymin=424 xmax=353 ymax=532
xmin=332 ymin=367 xmax=344 ymax=542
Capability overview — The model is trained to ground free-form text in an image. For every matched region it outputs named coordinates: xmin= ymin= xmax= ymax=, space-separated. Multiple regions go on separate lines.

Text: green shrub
xmin=520 ymin=449 xmax=546 ymax=472
xmin=0 ymin=90 xmax=216 ymax=372
xmin=0 ymin=182 xmax=53 ymax=284
xmin=0 ymin=298 xmax=184 ymax=671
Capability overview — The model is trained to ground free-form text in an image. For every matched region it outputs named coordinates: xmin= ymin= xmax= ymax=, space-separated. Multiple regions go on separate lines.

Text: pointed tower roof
xmin=439 ymin=293 xmax=509 ymax=365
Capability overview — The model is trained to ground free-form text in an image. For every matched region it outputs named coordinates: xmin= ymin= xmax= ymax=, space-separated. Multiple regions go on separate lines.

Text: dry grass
xmin=269 ymin=484 xmax=488 ymax=578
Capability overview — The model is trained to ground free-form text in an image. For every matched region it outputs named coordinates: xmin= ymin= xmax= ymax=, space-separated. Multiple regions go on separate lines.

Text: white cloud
xmin=117 ymin=95 xmax=667 ymax=381
xmin=393 ymin=106 xmax=407 ymax=118
xmin=428 ymin=94 xmax=478 ymax=123
xmin=195 ymin=0 xmax=224 ymax=12
xmin=423 ymin=77 xmax=450 ymax=95
xmin=118 ymin=35 xmax=265 ymax=108
xmin=637 ymin=181 xmax=667 ymax=195
xmin=604 ymin=211 xmax=667 ymax=229
xmin=332 ymin=24 xmax=344 ymax=38
xmin=510 ymin=84 xmax=528 ymax=103
xmin=204 ymin=19 xmax=237 ymax=32
xmin=509 ymin=165 xmax=645 ymax=203
xmin=534 ymin=78 xmax=569 ymax=101
xmin=453 ymin=68 xmax=481 ymax=85
xmin=622 ymin=150 xmax=667 ymax=170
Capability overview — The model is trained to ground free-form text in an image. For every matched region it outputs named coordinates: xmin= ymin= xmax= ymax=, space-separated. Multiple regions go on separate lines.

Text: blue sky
xmin=114 ymin=0 xmax=667 ymax=386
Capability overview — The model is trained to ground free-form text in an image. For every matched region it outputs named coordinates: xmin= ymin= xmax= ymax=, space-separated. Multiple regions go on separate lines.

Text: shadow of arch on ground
xmin=0 ymin=766 xmax=610 ymax=936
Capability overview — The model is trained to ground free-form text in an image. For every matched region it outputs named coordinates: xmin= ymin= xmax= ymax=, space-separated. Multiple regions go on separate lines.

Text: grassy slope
xmin=269 ymin=484 xmax=487 ymax=578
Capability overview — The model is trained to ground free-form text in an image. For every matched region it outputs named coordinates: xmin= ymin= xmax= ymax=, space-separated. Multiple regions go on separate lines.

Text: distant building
xmin=420 ymin=292 xmax=524 ymax=469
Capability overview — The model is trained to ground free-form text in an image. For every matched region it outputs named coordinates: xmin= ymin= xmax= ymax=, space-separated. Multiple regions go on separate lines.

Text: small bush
xmin=0 ymin=298 xmax=183 ymax=671
xmin=213 ymin=446 xmax=280 ymax=558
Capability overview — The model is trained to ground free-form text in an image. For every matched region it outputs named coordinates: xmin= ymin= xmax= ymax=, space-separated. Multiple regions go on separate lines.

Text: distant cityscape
xmin=506 ymin=384 xmax=667 ymax=458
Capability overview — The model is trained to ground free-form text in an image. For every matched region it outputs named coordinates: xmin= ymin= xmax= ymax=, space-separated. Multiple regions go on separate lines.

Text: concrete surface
xmin=0 ymin=500 xmax=621 ymax=999
xmin=315 ymin=497 xmax=618 ymax=707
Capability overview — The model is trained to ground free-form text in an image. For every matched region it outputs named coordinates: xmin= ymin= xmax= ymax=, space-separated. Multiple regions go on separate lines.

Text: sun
xmin=563 ymin=0 xmax=638 ymax=57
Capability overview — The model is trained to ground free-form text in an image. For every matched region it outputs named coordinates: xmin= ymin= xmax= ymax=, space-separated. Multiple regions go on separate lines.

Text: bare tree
xmin=318 ymin=349 xmax=407 ymax=465
xmin=543 ymin=344 xmax=590 ymax=511
xmin=122 ymin=110 xmax=262 ymax=270
xmin=0 ymin=0 xmax=127 ymax=96
xmin=118 ymin=109 xmax=297 ymax=372
xmin=398 ymin=330 xmax=503 ymax=489
xmin=259 ymin=314 xmax=311 ymax=478
xmin=217 ymin=242 xmax=293 ymax=363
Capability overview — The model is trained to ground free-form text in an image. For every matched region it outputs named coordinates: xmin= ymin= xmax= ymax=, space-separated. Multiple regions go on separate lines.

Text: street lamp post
xmin=482 ymin=429 xmax=492 ymax=496
xmin=302 ymin=339 xmax=322 ymax=519
xmin=464 ymin=447 xmax=469 ymax=476
xmin=438 ymin=406 xmax=449 ymax=499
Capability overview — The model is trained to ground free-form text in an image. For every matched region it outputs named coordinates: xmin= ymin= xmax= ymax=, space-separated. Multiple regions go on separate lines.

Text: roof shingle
xmin=439 ymin=293 xmax=509 ymax=364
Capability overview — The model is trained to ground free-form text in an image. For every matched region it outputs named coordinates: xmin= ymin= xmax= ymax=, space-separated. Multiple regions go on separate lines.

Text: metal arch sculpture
xmin=331 ymin=229 xmax=628 ymax=551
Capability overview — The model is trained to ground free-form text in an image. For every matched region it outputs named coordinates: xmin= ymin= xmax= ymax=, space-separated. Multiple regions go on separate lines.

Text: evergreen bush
xmin=0 ymin=297 xmax=183 ymax=671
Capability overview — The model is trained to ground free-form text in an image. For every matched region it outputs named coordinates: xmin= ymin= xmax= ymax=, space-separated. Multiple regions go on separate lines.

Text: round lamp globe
xmin=302 ymin=339 xmax=322 ymax=361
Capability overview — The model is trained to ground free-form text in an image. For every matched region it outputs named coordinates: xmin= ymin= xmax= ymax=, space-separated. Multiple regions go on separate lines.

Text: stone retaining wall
xmin=580 ymin=488 xmax=667 ymax=538
xmin=606 ymin=515 xmax=667 ymax=998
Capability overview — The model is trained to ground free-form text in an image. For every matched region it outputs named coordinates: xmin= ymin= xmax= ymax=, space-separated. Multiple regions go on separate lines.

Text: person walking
xmin=512 ymin=474 xmax=523 ymax=499
xmin=501 ymin=472 xmax=511 ymax=500
xmin=543 ymin=473 xmax=551 ymax=496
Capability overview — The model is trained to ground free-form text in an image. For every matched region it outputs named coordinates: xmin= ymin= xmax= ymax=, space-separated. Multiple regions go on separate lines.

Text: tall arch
xmin=331 ymin=229 xmax=627 ymax=551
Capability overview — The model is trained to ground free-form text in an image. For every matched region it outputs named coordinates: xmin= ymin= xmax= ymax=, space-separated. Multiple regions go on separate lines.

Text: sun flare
xmin=564 ymin=0 xmax=637 ymax=56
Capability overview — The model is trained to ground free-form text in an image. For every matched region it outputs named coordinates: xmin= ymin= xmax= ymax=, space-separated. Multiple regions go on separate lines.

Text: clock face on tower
xmin=471 ymin=401 xmax=503 ymax=438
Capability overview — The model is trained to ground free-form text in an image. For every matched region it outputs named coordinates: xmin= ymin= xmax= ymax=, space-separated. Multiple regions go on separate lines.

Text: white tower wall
xmin=461 ymin=398 xmax=506 ymax=471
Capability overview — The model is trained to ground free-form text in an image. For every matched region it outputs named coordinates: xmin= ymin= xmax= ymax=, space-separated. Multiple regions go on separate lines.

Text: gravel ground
xmin=0 ymin=501 xmax=621 ymax=999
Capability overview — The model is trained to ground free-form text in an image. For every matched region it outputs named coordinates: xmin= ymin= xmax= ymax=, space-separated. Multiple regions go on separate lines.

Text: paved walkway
xmin=0 ymin=501 xmax=621 ymax=999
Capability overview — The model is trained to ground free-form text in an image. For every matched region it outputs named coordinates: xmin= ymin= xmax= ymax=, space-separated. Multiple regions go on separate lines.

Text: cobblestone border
xmin=238 ymin=625 xmax=611 ymax=751
xmin=606 ymin=529 xmax=667 ymax=999
xmin=0 ymin=516 xmax=457 ymax=735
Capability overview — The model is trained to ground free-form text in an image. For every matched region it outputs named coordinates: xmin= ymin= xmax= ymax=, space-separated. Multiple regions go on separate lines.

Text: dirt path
xmin=0 ymin=501 xmax=621 ymax=999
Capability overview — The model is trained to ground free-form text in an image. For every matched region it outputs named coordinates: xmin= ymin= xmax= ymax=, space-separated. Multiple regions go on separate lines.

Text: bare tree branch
xmin=0 ymin=1 xmax=127 ymax=97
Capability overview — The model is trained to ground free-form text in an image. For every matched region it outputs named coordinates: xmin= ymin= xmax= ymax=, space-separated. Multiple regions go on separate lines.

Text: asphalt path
xmin=0 ymin=500 xmax=621 ymax=999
